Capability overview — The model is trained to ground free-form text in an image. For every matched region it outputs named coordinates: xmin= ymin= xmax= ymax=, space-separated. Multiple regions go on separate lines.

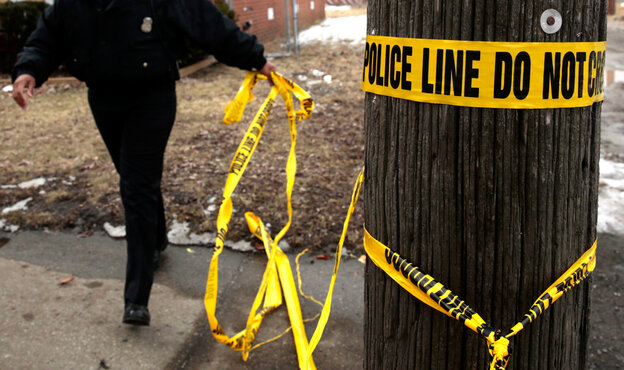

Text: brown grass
xmin=0 ymin=41 xmax=366 ymax=251
xmin=326 ymin=5 xmax=367 ymax=18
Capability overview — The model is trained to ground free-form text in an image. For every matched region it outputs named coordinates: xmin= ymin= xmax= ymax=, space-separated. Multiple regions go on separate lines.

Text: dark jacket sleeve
xmin=12 ymin=1 xmax=69 ymax=87
xmin=167 ymin=0 xmax=267 ymax=71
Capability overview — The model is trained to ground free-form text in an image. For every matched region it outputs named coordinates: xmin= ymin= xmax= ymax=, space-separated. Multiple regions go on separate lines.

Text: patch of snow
xmin=167 ymin=217 xmax=255 ymax=252
xmin=203 ymin=204 xmax=217 ymax=216
xmin=0 ymin=185 xmax=17 ymax=190
xmin=2 ymin=197 xmax=32 ymax=215
xmin=312 ymin=69 xmax=324 ymax=77
xmin=598 ymin=159 xmax=624 ymax=235
xmin=278 ymin=239 xmax=291 ymax=253
xmin=2 ymin=85 xmax=12 ymax=93
xmin=167 ymin=219 xmax=215 ymax=246
xmin=103 ymin=222 xmax=126 ymax=238
xmin=297 ymin=75 xmax=308 ymax=82
xmin=600 ymin=159 xmax=624 ymax=178
xmin=323 ymin=75 xmax=333 ymax=84
xmin=62 ymin=175 xmax=77 ymax=186
xmin=298 ymin=15 xmax=366 ymax=45
xmin=0 ymin=219 xmax=19 ymax=232
xmin=228 ymin=240 xmax=254 ymax=252
xmin=326 ymin=5 xmax=351 ymax=11
xmin=18 ymin=177 xmax=46 ymax=189
xmin=100 ymin=214 xmax=271 ymax=253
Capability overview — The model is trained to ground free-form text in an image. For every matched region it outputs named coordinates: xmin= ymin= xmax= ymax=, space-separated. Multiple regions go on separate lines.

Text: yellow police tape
xmin=365 ymin=229 xmax=597 ymax=369
xmin=204 ymin=71 xmax=323 ymax=369
xmin=335 ymin=169 xmax=596 ymax=369
xmin=205 ymin=72 xmax=597 ymax=369
xmin=362 ymin=35 xmax=606 ymax=109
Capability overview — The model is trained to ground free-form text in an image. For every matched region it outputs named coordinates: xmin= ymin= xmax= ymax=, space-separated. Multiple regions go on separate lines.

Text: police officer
xmin=12 ymin=0 xmax=275 ymax=326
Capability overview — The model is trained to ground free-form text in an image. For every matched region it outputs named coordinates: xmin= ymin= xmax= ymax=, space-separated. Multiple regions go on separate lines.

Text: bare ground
xmin=326 ymin=5 xmax=367 ymax=18
xmin=0 ymin=41 xmax=366 ymax=252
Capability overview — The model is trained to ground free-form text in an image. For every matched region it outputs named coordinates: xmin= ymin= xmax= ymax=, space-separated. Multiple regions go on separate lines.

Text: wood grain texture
xmin=363 ymin=1 xmax=605 ymax=369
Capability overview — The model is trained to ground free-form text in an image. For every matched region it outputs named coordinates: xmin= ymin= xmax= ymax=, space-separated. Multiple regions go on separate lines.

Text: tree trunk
xmin=363 ymin=1 xmax=606 ymax=369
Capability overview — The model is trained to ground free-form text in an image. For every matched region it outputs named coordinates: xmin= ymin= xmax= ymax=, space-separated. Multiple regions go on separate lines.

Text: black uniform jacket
xmin=12 ymin=0 xmax=267 ymax=88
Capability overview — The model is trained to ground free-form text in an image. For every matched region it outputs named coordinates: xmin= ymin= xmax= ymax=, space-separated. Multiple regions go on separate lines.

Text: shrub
xmin=0 ymin=1 xmax=49 ymax=73
xmin=214 ymin=0 xmax=238 ymax=23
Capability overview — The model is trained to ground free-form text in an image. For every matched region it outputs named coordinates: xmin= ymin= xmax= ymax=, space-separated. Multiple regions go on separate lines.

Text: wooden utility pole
xmin=363 ymin=1 xmax=606 ymax=369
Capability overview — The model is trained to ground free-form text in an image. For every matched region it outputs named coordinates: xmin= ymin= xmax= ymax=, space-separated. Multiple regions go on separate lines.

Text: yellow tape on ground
xmin=303 ymin=167 xmax=365 ymax=369
xmin=203 ymin=71 xmax=318 ymax=369
xmin=362 ymin=35 xmax=606 ymax=109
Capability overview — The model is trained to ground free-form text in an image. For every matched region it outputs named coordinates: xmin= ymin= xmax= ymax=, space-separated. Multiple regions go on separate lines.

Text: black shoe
xmin=122 ymin=303 xmax=150 ymax=326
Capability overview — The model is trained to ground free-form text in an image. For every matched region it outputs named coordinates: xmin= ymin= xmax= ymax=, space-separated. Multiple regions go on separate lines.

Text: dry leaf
xmin=186 ymin=248 xmax=195 ymax=254
xmin=59 ymin=276 xmax=74 ymax=285
xmin=254 ymin=242 xmax=265 ymax=251
xmin=77 ymin=230 xmax=93 ymax=238
xmin=358 ymin=255 xmax=366 ymax=264
xmin=316 ymin=254 xmax=331 ymax=260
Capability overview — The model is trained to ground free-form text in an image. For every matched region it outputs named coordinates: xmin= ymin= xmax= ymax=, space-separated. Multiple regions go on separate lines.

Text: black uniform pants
xmin=88 ymin=82 xmax=176 ymax=306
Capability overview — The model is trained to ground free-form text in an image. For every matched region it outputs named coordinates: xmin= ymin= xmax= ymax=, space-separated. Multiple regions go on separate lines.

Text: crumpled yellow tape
xmin=203 ymin=71 xmax=317 ymax=369
xmin=364 ymin=208 xmax=597 ymax=369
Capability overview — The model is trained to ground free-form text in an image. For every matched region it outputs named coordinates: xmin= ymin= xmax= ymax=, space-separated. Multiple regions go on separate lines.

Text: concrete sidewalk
xmin=0 ymin=231 xmax=364 ymax=369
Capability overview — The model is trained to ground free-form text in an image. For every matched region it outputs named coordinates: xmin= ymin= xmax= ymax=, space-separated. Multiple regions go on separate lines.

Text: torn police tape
xmin=206 ymin=63 xmax=598 ymax=369
xmin=204 ymin=71 xmax=323 ymax=369
xmin=362 ymin=35 xmax=606 ymax=109
xmin=205 ymin=72 xmax=365 ymax=370
xmin=364 ymin=225 xmax=596 ymax=369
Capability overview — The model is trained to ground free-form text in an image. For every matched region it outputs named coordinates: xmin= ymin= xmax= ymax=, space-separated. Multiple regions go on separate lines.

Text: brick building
xmin=224 ymin=0 xmax=325 ymax=43
xmin=610 ymin=0 xmax=624 ymax=15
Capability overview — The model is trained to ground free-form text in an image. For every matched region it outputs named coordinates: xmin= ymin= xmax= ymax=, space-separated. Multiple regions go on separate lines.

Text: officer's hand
xmin=13 ymin=74 xmax=36 ymax=110
xmin=259 ymin=62 xmax=276 ymax=86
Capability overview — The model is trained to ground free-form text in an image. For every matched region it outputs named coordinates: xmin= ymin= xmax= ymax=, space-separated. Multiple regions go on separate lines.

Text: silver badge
xmin=141 ymin=17 xmax=153 ymax=33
